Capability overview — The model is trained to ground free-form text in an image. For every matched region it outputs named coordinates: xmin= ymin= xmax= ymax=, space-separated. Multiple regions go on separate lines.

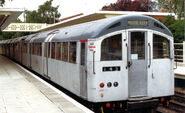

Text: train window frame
xmin=101 ymin=34 xmax=122 ymax=61
xmin=153 ymin=34 xmax=170 ymax=59
xmin=39 ymin=43 xmax=42 ymax=56
xmin=69 ymin=42 xmax=77 ymax=64
xmin=62 ymin=42 xmax=69 ymax=62
xmin=81 ymin=42 xmax=85 ymax=66
xmin=51 ymin=42 xmax=56 ymax=59
xmin=56 ymin=42 xmax=62 ymax=60
xmin=44 ymin=43 xmax=47 ymax=57
xmin=131 ymin=32 xmax=145 ymax=60
xmin=48 ymin=42 xmax=51 ymax=58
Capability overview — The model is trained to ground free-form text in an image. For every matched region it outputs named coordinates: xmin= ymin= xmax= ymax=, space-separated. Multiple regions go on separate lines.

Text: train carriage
xmin=0 ymin=15 xmax=174 ymax=112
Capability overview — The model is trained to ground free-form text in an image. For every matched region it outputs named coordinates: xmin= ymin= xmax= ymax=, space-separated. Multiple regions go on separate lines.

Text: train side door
xmin=43 ymin=42 xmax=50 ymax=78
xmin=128 ymin=31 xmax=148 ymax=98
xmin=43 ymin=34 xmax=55 ymax=79
xmin=80 ymin=42 xmax=87 ymax=98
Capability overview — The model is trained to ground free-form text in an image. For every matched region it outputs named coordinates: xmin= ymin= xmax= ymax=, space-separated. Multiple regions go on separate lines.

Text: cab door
xmin=128 ymin=31 xmax=148 ymax=98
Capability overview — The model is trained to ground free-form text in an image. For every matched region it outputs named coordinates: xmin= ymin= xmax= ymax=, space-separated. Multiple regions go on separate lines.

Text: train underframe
xmin=91 ymin=96 xmax=172 ymax=113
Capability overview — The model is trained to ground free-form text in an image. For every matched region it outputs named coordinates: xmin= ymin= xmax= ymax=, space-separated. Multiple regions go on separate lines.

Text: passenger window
xmin=56 ymin=42 xmax=62 ymax=60
xmin=101 ymin=34 xmax=122 ymax=61
xmin=44 ymin=43 xmax=47 ymax=57
xmin=32 ymin=43 xmax=34 ymax=54
xmin=48 ymin=43 xmax=51 ymax=58
xmin=62 ymin=42 xmax=68 ymax=62
xmin=69 ymin=42 xmax=76 ymax=63
xmin=37 ymin=43 xmax=40 ymax=56
xmin=51 ymin=42 xmax=55 ymax=59
xmin=81 ymin=43 xmax=85 ymax=65
xmin=39 ymin=43 xmax=42 ymax=56
xmin=153 ymin=34 xmax=170 ymax=59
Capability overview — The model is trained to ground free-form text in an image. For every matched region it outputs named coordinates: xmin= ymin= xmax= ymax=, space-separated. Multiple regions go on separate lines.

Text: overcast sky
xmin=3 ymin=0 xmax=117 ymax=20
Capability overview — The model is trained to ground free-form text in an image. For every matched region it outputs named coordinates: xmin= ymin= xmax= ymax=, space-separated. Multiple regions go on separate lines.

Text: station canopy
xmin=38 ymin=11 xmax=175 ymax=32
xmin=0 ymin=8 xmax=23 ymax=31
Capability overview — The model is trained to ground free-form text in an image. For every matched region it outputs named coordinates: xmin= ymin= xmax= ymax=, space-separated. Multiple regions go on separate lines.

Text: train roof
xmin=0 ymin=15 xmax=173 ymax=44
xmin=49 ymin=14 xmax=173 ymax=42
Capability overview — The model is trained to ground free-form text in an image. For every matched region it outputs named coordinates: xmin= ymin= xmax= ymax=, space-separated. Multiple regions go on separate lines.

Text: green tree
xmin=158 ymin=0 xmax=184 ymax=19
xmin=26 ymin=0 xmax=61 ymax=24
xmin=0 ymin=0 xmax=13 ymax=7
xmin=162 ymin=15 xmax=184 ymax=43
xmin=102 ymin=0 xmax=156 ymax=12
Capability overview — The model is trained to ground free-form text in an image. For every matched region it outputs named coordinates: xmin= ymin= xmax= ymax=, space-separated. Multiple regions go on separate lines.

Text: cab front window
xmin=101 ymin=34 xmax=122 ymax=61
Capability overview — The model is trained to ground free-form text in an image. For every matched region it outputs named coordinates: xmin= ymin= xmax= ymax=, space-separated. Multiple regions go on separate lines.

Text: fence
xmin=174 ymin=41 xmax=185 ymax=66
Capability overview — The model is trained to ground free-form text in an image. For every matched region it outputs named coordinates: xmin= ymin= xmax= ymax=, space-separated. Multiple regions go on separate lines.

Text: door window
xmin=131 ymin=32 xmax=145 ymax=60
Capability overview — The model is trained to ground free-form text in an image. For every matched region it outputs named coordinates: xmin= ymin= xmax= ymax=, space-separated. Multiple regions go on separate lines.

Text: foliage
xmin=25 ymin=0 xmax=61 ymax=24
xmin=0 ymin=0 xmax=61 ymax=40
xmin=102 ymin=0 xmax=156 ymax=12
xmin=162 ymin=15 xmax=185 ymax=43
xmin=0 ymin=0 xmax=12 ymax=7
xmin=0 ymin=0 xmax=5 ymax=6
xmin=158 ymin=0 xmax=184 ymax=19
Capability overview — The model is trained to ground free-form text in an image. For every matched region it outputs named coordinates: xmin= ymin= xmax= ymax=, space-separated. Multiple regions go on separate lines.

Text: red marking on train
xmin=99 ymin=89 xmax=104 ymax=92
xmin=90 ymin=43 xmax=94 ymax=45
xmin=80 ymin=40 xmax=88 ymax=42
xmin=88 ymin=46 xmax=96 ymax=48
xmin=89 ymin=49 xmax=94 ymax=51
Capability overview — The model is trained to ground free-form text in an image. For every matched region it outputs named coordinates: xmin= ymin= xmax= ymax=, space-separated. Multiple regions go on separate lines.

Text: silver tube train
xmin=0 ymin=15 xmax=174 ymax=112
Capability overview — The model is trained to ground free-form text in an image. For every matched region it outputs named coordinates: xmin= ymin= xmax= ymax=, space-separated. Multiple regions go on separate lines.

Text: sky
xmin=3 ymin=0 xmax=117 ymax=20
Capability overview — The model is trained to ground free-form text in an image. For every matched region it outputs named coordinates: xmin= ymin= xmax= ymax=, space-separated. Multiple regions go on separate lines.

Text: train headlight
xmin=107 ymin=82 xmax=112 ymax=87
xmin=100 ymin=83 xmax=104 ymax=88
xmin=113 ymin=82 xmax=118 ymax=87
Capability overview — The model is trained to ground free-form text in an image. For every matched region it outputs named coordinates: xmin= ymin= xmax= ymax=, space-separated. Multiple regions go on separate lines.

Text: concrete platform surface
xmin=174 ymin=65 xmax=185 ymax=79
xmin=0 ymin=55 xmax=93 ymax=113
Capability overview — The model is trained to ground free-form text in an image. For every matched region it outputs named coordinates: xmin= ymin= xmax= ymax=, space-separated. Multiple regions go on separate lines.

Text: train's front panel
xmin=86 ymin=30 xmax=173 ymax=102
xmin=86 ymin=31 xmax=129 ymax=102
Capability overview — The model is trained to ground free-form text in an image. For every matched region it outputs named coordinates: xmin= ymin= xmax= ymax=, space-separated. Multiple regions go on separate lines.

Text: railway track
xmin=157 ymin=87 xmax=185 ymax=113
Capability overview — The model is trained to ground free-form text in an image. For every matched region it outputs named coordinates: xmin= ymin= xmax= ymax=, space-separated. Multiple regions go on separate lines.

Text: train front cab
xmin=87 ymin=29 xmax=174 ymax=111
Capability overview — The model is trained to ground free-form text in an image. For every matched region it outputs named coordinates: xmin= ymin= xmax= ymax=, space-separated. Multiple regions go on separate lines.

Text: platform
xmin=0 ymin=55 xmax=93 ymax=113
xmin=174 ymin=65 xmax=185 ymax=79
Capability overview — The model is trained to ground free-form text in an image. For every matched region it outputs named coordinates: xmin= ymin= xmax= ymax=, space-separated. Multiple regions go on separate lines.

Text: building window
xmin=101 ymin=34 xmax=122 ymax=61
xmin=62 ymin=42 xmax=68 ymax=62
xmin=56 ymin=42 xmax=62 ymax=60
xmin=153 ymin=34 xmax=170 ymax=59
xmin=69 ymin=42 xmax=76 ymax=63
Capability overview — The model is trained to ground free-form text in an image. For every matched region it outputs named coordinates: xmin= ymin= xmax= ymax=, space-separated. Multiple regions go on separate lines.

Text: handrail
xmin=126 ymin=43 xmax=128 ymax=69
xmin=93 ymin=51 xmax=96 ymax=74
xmin=148 ymin=43 xmax=151 ymax=68
xmin=174 ymin=42 xmax=184 ymax=68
